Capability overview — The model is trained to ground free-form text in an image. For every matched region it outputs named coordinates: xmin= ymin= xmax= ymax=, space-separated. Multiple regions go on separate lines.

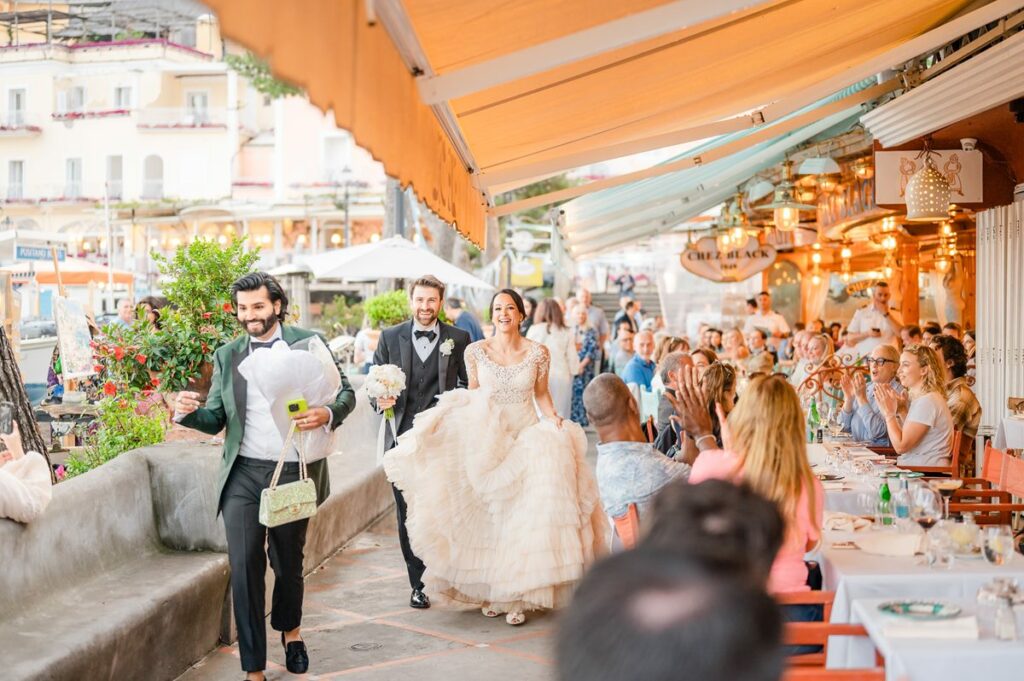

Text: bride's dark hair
xmin=490 ymin=288 xmax=527 ymax=321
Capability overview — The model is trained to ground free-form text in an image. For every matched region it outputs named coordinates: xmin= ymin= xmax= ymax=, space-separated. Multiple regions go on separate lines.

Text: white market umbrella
xmin=298 ymin=236 xmax=494 ymax=290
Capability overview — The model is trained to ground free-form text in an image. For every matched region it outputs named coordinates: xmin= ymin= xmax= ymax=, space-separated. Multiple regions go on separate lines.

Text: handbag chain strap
xmin=269 ymin=420 xmax=309 ymax=490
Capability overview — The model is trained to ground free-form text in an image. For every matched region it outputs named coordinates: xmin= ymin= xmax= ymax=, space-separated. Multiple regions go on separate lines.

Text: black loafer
xmin=281 ymin=632 xmax=309 ymax=674
xmin=410 ymin=588 xmax=431 ymax=609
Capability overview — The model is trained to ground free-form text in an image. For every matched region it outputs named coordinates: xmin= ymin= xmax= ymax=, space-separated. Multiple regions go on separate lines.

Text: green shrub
xmin=64 ymin=397 xmax=167 ymax=478
xmin=365 ymin=290 xmax=410 ymax=328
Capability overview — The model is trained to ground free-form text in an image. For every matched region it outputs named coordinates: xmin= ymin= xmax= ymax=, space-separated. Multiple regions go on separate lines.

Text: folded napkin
xmin=855 ymin=531 xmax=923 ymax=556
xmin=824 ymin=511 xmax=872 ymax=532
xmin=883 ymin=615 xmax=979 ymax=640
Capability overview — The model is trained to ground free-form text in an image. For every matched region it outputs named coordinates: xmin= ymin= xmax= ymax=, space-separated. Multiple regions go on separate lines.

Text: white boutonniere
xmin=440 ymin=338 xmax=455 ymax=356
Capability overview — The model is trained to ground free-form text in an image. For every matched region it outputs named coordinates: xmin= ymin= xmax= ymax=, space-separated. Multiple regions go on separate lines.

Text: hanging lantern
xmin=759 ymin=160 xmax=815 ymax=232
xmin=716 ymin=230 xmax=732 ymax=253
xmin=905 ymin=143 xmax=952 ymax=222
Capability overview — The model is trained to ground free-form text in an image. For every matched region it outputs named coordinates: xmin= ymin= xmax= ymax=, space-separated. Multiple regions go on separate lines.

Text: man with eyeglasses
xmin=837 ymin=344 xmax=904 ymax=446
xmin=844 ymin=282 xmax=901 ymax=358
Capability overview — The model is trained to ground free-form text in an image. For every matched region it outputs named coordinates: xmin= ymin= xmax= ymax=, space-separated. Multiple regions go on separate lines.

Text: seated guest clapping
xmin=875 ymin=345 xmax=954 ymax=467
xmin=655 ymin=352 xmax=692 ymax=433
xmin=1 ymin=420 xmax=53 ymax=523
xmin=688 ymin=375 xmax=824 ymax=597
xmin=837 ymin=345 xmax=904 ymax=446
xmin=584 ymin=375 xmax=691 ymax=535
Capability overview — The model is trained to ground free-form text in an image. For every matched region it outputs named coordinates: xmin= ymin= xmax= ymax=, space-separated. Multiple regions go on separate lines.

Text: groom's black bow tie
xmin=414 ymin=330 xmax=437 ymax=342
xmin=251 ymin=338 xmax=282 ymax=350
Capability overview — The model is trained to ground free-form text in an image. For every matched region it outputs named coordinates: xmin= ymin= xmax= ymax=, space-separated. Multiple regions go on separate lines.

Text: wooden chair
xmin=949 ymin=444 xmax=1024 ymax=524
xmin=612 ymin=503 xmax=640 ymax=550
xmin=776 ymin=591 xmax=884 ymax=671
xmin=898 ymin=429 xmax=963 ymax=476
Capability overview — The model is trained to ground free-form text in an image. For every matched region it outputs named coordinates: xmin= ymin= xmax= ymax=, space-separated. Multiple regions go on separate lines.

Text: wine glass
xmin=983 ymin=525 xmax=1016 ymax=567
xmin=910 ymin=485 xmax=942 ymax=562
xmin=929 ymin=478 xmax=964 ymax=520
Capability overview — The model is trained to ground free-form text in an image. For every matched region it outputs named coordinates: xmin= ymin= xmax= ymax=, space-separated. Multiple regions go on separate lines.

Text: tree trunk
xmin=0 ymin=326 xmax=54 ymax=482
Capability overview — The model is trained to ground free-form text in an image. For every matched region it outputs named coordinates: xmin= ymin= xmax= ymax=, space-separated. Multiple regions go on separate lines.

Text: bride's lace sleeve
xmin=466 ymin=342 xmax=481 ymax=389
xmin=532 ymin=343 xmax=551 ymax=392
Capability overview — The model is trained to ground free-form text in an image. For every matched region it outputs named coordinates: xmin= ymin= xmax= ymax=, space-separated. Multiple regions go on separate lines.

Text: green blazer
xmin=181 ymin=324 xmax=357 ymax=513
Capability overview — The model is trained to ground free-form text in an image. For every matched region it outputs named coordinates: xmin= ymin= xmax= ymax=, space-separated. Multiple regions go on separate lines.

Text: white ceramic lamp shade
xmin=905 ymin=156 xmax=951 ymax=222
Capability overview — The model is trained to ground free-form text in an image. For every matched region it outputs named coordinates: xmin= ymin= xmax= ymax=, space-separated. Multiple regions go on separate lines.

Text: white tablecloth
xmin=994 ymin=415 xmax=1024 ymax=450
xmin=853 ymin=598 xmax=1024 ymax=681
xmin=819 ymin=529 xmax=1024 ymax=667
xmin=807 ymin=443 xmax=886 ymax=515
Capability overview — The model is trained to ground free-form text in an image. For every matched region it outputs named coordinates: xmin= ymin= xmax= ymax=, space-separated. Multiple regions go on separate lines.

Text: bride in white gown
xmin=383 ymin=289 xmax=608 ymax=625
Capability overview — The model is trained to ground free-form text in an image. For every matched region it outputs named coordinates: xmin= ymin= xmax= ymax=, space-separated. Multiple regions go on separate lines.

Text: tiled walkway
xmin=176 ymin=512 xmax=558 ymax=681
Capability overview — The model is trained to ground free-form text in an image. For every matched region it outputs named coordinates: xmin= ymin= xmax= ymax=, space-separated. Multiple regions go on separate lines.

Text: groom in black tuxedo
xmin=373 ymin=274 xmax=470 ymax=608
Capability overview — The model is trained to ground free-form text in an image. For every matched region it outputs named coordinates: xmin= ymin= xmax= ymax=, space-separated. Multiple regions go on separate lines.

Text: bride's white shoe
xmin=505 ymin=612 xmax=526 ymax=626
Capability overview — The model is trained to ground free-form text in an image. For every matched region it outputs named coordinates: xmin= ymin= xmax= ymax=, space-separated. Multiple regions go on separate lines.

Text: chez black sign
xmin=680 ymin=235 xmax=777 ymax=282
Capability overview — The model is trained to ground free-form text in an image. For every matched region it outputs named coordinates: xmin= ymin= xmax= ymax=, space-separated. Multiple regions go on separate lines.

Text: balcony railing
xmin=0 ymin=111 xmax=42 ymax=135
xmin=136 ymin=107 xmax=227 ymax=130
xmin=1 ymin=183 xmax=101 ymax=203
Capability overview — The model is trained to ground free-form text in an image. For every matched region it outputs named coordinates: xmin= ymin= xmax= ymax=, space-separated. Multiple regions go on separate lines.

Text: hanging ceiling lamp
xmin=905 ymin=141 xmax=952 ymax=222
xmin=760 ymin=160 xmax=815 ymax=232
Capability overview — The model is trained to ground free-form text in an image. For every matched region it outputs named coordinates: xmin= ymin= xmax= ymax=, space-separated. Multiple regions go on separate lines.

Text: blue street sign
xmin=15 ymin=245 xmax=65 ymax=262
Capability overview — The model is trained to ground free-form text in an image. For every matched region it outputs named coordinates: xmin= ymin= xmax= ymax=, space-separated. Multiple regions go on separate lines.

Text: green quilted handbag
xmin=259 ymin=422 xmax=318 ymax=527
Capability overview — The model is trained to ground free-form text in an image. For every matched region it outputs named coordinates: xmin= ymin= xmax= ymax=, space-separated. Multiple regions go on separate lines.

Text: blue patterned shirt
xmin=596 ymin=441 xmax=691 ymax=520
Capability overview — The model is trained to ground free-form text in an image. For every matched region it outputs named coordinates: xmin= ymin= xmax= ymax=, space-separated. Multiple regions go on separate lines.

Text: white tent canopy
xmin=297 ymin=236 xmax=494 ymax=290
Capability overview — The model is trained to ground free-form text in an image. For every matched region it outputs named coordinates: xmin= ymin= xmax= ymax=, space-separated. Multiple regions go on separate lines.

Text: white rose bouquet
xmin=367 ymin=362 xmax=406 ymax=427
xmin=367 ymin=364 xmax=406 ymax=462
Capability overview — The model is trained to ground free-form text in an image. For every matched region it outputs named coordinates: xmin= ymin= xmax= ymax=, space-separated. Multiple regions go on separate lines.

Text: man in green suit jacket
xmin=175 ymin=272 xmax=355 ymax=681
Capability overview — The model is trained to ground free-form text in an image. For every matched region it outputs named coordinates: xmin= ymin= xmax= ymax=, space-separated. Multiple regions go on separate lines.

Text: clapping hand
xmin=664 ymin=365 xmax=732 ymax=450
xmin=839 ymin=372 xmax=855 ymax=404
xmin=853 ymin=372 xmax=868 ymax=402
xmin=874 ymin=384 xmax=898 ymax=419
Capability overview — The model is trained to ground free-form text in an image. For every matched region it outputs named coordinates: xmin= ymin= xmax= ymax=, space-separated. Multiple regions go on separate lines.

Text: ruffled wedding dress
xmin=383 ymin=340 xmax=608 ymax=613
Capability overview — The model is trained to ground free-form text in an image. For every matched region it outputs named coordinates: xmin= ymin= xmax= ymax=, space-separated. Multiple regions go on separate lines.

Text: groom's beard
xmin=414 ymin=310 xmax=439 ymax=327
xmin=239 ymin=313 xmax=277 ymax=338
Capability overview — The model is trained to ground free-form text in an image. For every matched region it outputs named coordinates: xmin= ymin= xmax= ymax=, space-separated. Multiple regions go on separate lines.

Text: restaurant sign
xmin=680 ymin=236 xmax=777 ymax=283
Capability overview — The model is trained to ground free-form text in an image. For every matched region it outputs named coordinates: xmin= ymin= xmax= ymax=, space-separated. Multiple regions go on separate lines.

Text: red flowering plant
xmin=140 ymin=237 xmax=261 ymax=392
xmin=91 ymin=320 xmax=159 ymax=393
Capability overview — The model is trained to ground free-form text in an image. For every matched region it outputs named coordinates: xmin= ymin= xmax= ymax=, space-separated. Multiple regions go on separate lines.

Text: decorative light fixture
xmin=797 ymin=156 xmax=841 ymax=176
xmin=746 ymin=179 xmax=776 ymax=203
xmin=760 ymin=160 xmax=815 ymax=232
xmin=840 ymin=245 xmax=852 ymax=260
xmin=905 ymin=141 xmax=952 ymax=222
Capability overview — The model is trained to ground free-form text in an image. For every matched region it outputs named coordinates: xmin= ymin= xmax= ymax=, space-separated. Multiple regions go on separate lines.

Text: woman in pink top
xmin=690 ymin=374 xmax=824 ymax=595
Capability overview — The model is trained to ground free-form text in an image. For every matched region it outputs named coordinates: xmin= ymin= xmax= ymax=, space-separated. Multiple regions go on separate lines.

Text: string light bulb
xmin=841 ymin=246 xmax=852 ymax=260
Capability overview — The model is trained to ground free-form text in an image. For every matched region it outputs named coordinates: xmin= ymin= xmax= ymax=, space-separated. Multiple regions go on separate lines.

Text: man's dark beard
xmin=239 ymin=314 xmax=277 ymax=338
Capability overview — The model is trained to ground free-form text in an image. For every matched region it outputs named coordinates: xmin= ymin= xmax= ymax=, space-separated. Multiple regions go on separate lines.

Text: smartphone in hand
xmin=0 ymin=402 xmax=13 ymax=435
